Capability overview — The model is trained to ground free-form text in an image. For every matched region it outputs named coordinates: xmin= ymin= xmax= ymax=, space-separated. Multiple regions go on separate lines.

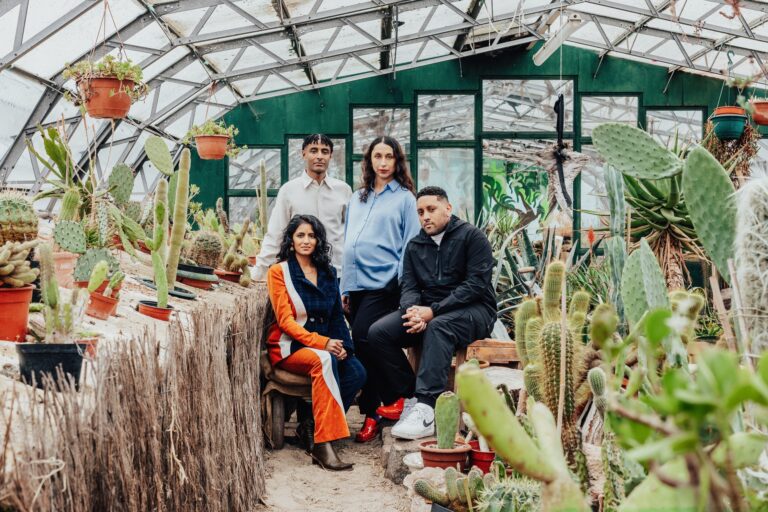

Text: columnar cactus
xmin=59 ymin=188 xmax=81 ymax=222
xmin=223 ymin=219 xmax=252 ymax=287
xmin=0 ymin=240 xmax=40 ymax=287
xmin=103 ymin=270 xmax=124 ymax=299
xmin=0 ymin=192 xmax=38 ymax=246
xmin=187 ymin=231 xmax=223 ymax=268
xmin=166 ymin=148 xmax=191 ymax=288
xmin=154 ymin=179 xmax=169 ymax=265
xmin=145 ymin=186 xmax=169 ymax=309
xmin=414 ymin=467 xmax=488 ymax=511
xmin=216 ymin=197 xmax=230 ymax=234
xmin=257 ymin=158 xmax=268 ymax=238
xmin=39 ymin=242 xmax=87 ymax=343
xmin=435 ymin=391 xmax=460 ymax=449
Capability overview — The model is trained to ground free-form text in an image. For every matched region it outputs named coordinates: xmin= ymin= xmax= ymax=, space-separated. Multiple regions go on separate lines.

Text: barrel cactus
xmin=187 ymin=231 xmax=223 ymax=268
xmin=0 ymin=192 xmax=38 ymax=246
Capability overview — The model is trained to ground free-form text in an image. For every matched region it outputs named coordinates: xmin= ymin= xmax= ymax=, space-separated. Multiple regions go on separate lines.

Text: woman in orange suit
xmin=266 ymin=214 xmax=366 ymax=470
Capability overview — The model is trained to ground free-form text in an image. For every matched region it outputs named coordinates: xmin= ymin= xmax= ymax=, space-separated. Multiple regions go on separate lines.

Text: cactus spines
xmin=592 ymin=123 xmax=682 ymax=179
xmin=39 ymin=243 xmax=58 ymax=307
xmin=59 ymin=187 xmax=81 ymax=221
xmin=144 ymin=136 xmax=174 ymax=176
xmin=588 ymin=367 xmax=607 ymax=415
xmin=0 ymin=191 xmax=38 ymax=246
xmin=435 ymin=391 xmax=460 ymax=449
xmin=0 ymin=240 xmax=40 ymax=288
xmin=104 ymin=270 xmax=124 ymax=299
xmin=53 ymin=220 xmax=86 ymax=254
xmin=187 ymin=231 xmax=223 ymax=268
xmin=73 ymin=248 xmax=117 ymax=282
xmin=515 ymin=299 xmax=538 ymax=366
xmin=39 ymin=242 xmax=87 ymax=343
xmin=682 ymin=145 xmax=736 ymax=283
xmin=621 ymin=238 xmax=669 ymax=326
xmin=543 ymin=261 xmax=565 ymax=322
xmin=123 ymin=200 xmax=143 ymax=222
xmin=216 ymin=197 xmax=230 ymax=234
xmin=97 ymin=201 xmax=109 ymax=246
xmin=166 ymin=148 xmax=191 ymax=288
xmin=524 ymin=364 xmax=542 ymax=402
xmin=147 ymin=191 xmax=170 ymax=310
xmin=108 ymin=163 xmax=135 ymax=206
xmin=87 ymin=260 xmax=108 ymax=293
xmin=569 ymin=290 xmax=590 ymax=318
xmin=154 ymin=179 xmax=169 ymax=264
xmin=590 ymin=303 xmax=618 ymax=349
xmin=413 ymin=479 xmax=449 ymax=507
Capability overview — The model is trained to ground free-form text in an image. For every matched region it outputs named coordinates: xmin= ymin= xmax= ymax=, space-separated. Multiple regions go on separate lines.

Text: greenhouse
xmin=1 ymin=0 xmax=768 ymax=510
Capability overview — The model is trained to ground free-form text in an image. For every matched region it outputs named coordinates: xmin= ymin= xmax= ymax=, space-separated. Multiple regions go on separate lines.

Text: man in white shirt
xmin=253 ymin=134 xmax=352 ymax=280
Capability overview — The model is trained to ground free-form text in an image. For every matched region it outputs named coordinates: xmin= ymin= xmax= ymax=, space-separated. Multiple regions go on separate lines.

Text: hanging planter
xmin=184 ymin=120 xmax=241 ymax=161
xmin=710 ymin=106 xmax=747 ymax=141
xmin=751 ymin=99 xmax=768 ymax=125
xmin=63 ymin=55 xmax=149 ymax=120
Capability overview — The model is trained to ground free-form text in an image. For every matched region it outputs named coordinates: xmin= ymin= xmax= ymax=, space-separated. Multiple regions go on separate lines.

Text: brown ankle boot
xmin=310 ymin=442 xmax=353 ymax=471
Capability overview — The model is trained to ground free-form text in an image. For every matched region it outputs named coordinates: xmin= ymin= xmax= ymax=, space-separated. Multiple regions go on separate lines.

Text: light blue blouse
xmin=341 ymin=181 xmax=421 ymax=294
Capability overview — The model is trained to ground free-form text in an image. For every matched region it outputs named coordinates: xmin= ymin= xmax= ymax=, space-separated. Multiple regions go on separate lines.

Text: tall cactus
xmin=166 ymin=148 xmax=191 ymax=287
xmin=154 ymin=179 xmax=169 ymax=265
xmin=146 ymin=183 xmax=169 ymax=309
xmin=39 ymin=242 xmax=87 ymax=343
xmin=435 ymin=391 xmax=460 ymax=449
xmin=257 ymin=158 xmax=268 ymax=239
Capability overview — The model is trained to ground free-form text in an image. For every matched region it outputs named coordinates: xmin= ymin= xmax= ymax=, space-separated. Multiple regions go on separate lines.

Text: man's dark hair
xmin=416 ymin=186 xmax=449 ymax=201
xmin=302 ymin=134 xmax=334 ymax=153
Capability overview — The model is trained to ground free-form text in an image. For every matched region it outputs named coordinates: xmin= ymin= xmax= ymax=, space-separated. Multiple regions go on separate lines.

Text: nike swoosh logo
xmin=423 ymin=419 xmax=434 ymax=428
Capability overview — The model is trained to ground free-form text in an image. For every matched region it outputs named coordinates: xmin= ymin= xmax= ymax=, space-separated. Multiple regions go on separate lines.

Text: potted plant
xmin=137 ymin=179 xmax=173 ymax=321
xmin=85 ymin=263 xmax=124 ymax=321
xmin=419 ymin=391 xmax=472 ymax=470
xmin=463 ymin=412 xmax=495 ymax=474
xmin=0 ymin=191 xmax=39 ymax=247
xmin=710 ymin=106 xmax=747 ymax=140
xmin=214 ymin=202 xmax=252 ymax=287
xmin=17 ymin=243 xmax=89 ymax=390
xmin=183 ymin=120 xmax=241 ymax=160
xmin=63 ymin=55 xmax=149 ymax=119
xmin=0 ymin=241 xmax=40 ymax=341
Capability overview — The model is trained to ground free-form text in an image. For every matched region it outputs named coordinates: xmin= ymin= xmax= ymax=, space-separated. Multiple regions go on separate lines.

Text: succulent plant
xmin=59 ymin=187 xmax=81 ymax=222
xmin=435 ymin=391 xmax=460 ymax=449
xmin=103 ymin=270 xmax=124 ymax=299
xmin=414 ymin=467 xmax=489 ymax=512
xmin=108 ymin=163 xmax=135 ymax=206
xmin=53 ymin=220 xmax=87 ymax=254
xmin=166 ymin=149 xmax=191 ymax=288
xmin=216 ymin=197 xmax=230 ymax=235
xmin=592 ymin=123 xmax=682 ymax=180
xmin=187 ymin=231 xmax=223 ymax=268
xmin=222 ymin=218 xmax=252 ymax=287
xmin=0 ymin=191 xmax=39 ymax=246
xmin=477 ymin=477 xmax=541 ymax=512
xmin=145 ymin=181 xmax=170 ymax=309
xmin=38 ymin=242 xmax=88 ymax=343
xmin=0 ymin=240 xmax=40 ymax=287
xmin=87 ymin=260 xmax=109 ymax=293
xmin=122 ymin=200 xmax=143 ymax=222
xmin=73 ymin=248 xmax=118 ymax=282
xmin=620 ymin=238 xmax=669 ymax=327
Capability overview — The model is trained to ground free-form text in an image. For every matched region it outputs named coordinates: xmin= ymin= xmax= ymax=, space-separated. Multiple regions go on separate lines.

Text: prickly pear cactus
xmin=144 ymin=136 xmax=174 ymax=176
xmin=87 ymin=260 xmax=109 ymax=293
xmin=477 ymin=477 xmax=541 ymax=512
xmin=681 ymin=145 xmax=736 ymax=284
xmin=592 ymin=123 xmax=682 ymax=179
xmin=123 ymin=200 xmax=143 ymax=222
xmin=0 ymin=191 xmax=39 ymax=246
xmin=621 ymin=238 xmax=669 ymax=326
xmin=74 ymin=248 xmax=118 ymax=282
xmin=435 ymin=391 xmax=460 ymax=449
xmin=108 ymin=163 xmax=135 ymax=206
xmin=53 ymin=220 xmax=87 ymax=254
xmin=97 ymin=202 xmax=109 ymax=246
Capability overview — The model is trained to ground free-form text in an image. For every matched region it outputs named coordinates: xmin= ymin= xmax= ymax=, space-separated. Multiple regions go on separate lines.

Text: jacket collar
xmin=287 ymin=254 xmax=335 ymax=293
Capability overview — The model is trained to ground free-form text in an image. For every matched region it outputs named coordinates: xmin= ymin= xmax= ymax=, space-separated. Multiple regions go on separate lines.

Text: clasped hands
xmin=325 ymin=339 xmax=348 ymax=360
xmin=402 ymin=305 xmax=434 ymax=334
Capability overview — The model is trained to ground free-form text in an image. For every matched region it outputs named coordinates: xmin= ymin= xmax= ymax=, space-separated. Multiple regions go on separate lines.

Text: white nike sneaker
xmin=391 ymin=402 xmax=435 ymax=440
xmin=402 ymin=397 xmax=417 ymax=418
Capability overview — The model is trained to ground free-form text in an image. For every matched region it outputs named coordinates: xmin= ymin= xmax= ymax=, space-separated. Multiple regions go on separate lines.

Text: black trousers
xmin=367 ymin=303 xmax=495 ymax=408
xmin=348 ymin=279 xmax=400 ymax=416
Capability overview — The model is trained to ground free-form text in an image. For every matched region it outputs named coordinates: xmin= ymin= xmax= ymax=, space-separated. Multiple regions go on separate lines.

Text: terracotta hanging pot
xmin=751 ymin=100 xmax=768 ymax=125
xmin=0 ymin=285 xmax=33 ymax=342
xmin=137 ymin=300 xmax=173 ymax=321
xmin=195 ymin=135 xmax=230 ymax=160
xmin=710 ymin=106 xmax=747 ymax=140
xmin=78 ymin=77 xmax=134 ymax=119
xmin=85 ymin=292 xmax=119 ymax=320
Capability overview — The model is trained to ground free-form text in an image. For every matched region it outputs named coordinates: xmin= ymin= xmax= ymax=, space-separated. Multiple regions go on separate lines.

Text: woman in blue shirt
xmin=341 ymin=136 xmax=420 ymax=443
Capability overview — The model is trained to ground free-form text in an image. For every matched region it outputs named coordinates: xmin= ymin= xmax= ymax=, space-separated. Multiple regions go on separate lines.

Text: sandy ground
xmin=258 ymin=407 xmax=411 ymax=512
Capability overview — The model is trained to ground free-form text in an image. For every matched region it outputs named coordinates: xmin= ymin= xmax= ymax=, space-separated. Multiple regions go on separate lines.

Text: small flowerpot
xmin=137 ymin=240 xmax=151 ymax=254
xmin=248 ymin=256 xmax=257 ymax=266
xmin=137 ymin=300 xmax=173 ymax=321
xmin=195 ymin=135 xmax=230 ymax=160
xmin=85 ymin=292 xmax=118 ymax=320
xmin=214 ymin=268 xmax=242 ymax=283
xmin=78 ymin=77 xmax=134 ymax=119
xmin=711 ymin=106 xmax=747 ymax=140
xmin=0 ymin=285 xmax=33 ymax=342
xmin=79 ymin=337 xmax=100 ymax=358
xmin=419 ymin=439 xmax=471 ymax=470
xmin=53 ymin=251 xmax=78 ymax=288
xmin=468 ymin=440 xmax=496 ymax=474
xmin=179 ymin=276 xmax=214 ymax=290
xmin=75 ymin=279 xmax=122 ymax=295
xmin=751 ymin=100 xmax=768 ymax=125
xmin=16 ymin=342 xmax=88 ymax=390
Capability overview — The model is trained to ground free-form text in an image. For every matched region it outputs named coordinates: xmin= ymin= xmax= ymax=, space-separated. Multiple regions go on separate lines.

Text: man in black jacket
xmin=366 ymin=186 xmax=496 ymax=440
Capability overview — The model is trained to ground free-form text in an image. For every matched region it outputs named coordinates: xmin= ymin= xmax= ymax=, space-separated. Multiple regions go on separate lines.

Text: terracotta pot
xmin=248 ymin=256 xmax=257 ymax=266
xmin=419 ymin=439 xmax=471 ymax=470
xmin=85 ymin=292 xmax=118 ymax=320
xmin=214 ymin=268 xmax=242 ymax=283
xmin=53 ymin=251 xmax=78 ymax=288
xmin=0 ymin=285 xmax=33 ymax=342
xmin=137 ymin=300 xmax=173 ymax=321
xmin=713 ymin=106 xmax=746 ymax=116
xmin=79 ymin=337 xmax=100 ymax=358
xmin=751 ymin=100 xmax=768 ymax=125
xmin=75 ymin=279 xmax=122 ymax=295
xmin=468 ymin=440 xmax=496 ymax=474
xmin=179 ymin=276 xmax=214 ymax=290
xmin=111 ymin=233 xmax=124 ymax=251
xmin=137 ymin=239 xmax=151 ymax=254
xmin=78 ymin=77 xmax=134 ymax=119
xmin=195 ymin=135 xmax=229 ymax=160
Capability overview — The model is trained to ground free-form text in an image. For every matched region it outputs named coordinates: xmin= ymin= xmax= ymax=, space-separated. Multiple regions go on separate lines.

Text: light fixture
xmin=532 ymin=13 xmax=584 ymax=66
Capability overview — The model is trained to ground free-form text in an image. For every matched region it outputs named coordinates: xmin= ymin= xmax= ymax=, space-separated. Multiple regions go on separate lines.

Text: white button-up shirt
xmin=253 ymin=170 xmax=352 ymax=280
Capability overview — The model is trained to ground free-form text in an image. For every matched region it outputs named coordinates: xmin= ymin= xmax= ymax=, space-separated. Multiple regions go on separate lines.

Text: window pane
xmin=418 ymin=95 xmax=474 ymax=140
xmin=483 ymin=79 xmax=573 ymax=132
xmin=579 ymin=145 xmax=609 ymax=234
xmin=353 ymin=108 xmax=411 ymax=154
xmin=288 ymin=138 xmax=346 ymax=181
xmin=582 ymin=96 xmax=638 ymax=138
xmin=229 ymin=148 xmax=281 ymax=190
xmin=418 ymin=148 xmax=474 ymax=219
xmin=228 ymin=196 xmax=276 ymax=226
xmin=646 ymin=110 xmax=702 ymax=148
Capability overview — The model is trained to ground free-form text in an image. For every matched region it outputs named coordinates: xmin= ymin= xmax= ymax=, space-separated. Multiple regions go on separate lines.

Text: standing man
xmin=253 ymin=134 xmax=352 ymax=281
xmin=365 ymin=186 xmax=497 ymax=440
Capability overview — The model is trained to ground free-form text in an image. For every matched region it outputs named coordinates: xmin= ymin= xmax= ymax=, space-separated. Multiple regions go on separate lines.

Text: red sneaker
xmin=376 ymin=398 xmax=405 ymax=421
xmin=355 ymin=416 xmax=380 ymax=443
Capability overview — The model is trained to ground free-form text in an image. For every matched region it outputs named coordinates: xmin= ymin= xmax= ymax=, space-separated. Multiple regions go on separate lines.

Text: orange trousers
xmin=279 ymin=347 xmax=349 ymax=443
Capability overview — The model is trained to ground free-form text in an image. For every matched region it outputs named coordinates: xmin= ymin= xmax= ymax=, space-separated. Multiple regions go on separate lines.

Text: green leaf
xmin=711 ymin=432 xmax=768 ymax=469
xmin=626 ymin=432 xmax=698 ymax=463
xmin=645 ymin=309 xmax=672 ymax=346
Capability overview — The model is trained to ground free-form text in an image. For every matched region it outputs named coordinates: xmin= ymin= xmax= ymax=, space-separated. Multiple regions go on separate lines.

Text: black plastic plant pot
xmin=431 ymin=504 xmax=454 ymax=512
xmin=16 ymin=343 xmax=87 ymax=391
xmin=138 ymin=278 xmax=197 ymax=300
xmin=30 ymin=260 xmax=41 ymax=303
xmin=177 ymin=262 xmax=215 ymax=275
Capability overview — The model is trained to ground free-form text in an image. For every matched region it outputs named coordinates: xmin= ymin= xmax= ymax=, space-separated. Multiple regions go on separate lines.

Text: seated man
xmin=366 ymin=186 xmax=496 ymax=440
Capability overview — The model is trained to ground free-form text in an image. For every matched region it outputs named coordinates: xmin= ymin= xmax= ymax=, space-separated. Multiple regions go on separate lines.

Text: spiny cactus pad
xmin=682 ymin=145 xmax=736 ymax=284
xmin=144 ymin=136 xmax=174 ymax=176
xmin=621 ymin=238 xmax=669 ymax=326
xmin=74 ymin=248 xmax=118 ymax=282
xmin=108 ymin=163 xmax=135 ymax=206
xmin=53 ymin=220 xmax=87 ymax=254
xmin=592 ymin=123 xmax=682 ymax=179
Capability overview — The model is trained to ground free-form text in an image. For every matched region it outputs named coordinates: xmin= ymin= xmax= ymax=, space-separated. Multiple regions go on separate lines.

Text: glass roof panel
xmin=23 ymin=0 xmax=88 ymax=43
xmin=257 ymin=69 xmax=311 ymax=93
xmin=327 ymin=21 xmax=379 ymax=54
xmin=172 ymin=60 xmax=209 ymax=83
xmin=284 ymin=0 xmax=321 ymax=19
xmin=162 ymin=7 xmax=213 ymax=36
xmin=198 ymin=5 xmax=254 ymax=35
xmin=126 ymin=21 xmax=171 ymax=50
xmin=425 ymin=1 xmax=472 ymax=32
xmin=235 ymin=0 xmax=281 ymax=25
xmin=0 ymin=71 xmax=45 ymax=162
xmin=0 ymin=7 xmax=19 ymax=57
xmin=570 ymin=2 xmax=644 ymax=22
xmin=142 ymin=46 xmax=189 ymax=81
xmin=229 ymin=45 xmax=281 ymax=71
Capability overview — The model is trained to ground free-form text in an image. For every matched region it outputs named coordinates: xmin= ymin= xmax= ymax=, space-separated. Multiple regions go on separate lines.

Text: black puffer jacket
xmin=400 ymin=215 xmax=496 ymax=318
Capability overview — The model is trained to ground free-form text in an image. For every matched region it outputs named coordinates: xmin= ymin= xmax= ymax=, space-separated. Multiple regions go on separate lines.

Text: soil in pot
xmin=79 ymin=78 xmax=134 ymax=119
xmin=214 ymin=268 xmax=243 ymax=283
xmin=85 ymin=292 xmax=118 ymax=320
xmin=0 ymin=285 xmax=33 ymax=342
xmin=16 ymin=343 xmax=88 ymax=391
xmin=137 ymin=300 xmax=174 ymax=321
xmin=195 ymin=135 xmax=229 ymax=160
xmin=468 ymin=440 xmax=495 ymax=474
xmin=419 ymin=439 xmax=471 ymax=470
xmin=53 ymin=251 xmax=78 ymax=288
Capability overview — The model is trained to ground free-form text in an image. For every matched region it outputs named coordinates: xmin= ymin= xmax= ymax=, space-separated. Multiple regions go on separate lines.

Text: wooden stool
xmin=260 ymin=352 xmax=312 ymax=449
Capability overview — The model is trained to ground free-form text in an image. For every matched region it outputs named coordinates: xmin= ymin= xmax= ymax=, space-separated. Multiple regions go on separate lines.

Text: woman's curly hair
xmin=276 ymin=214 xmax=333 ymax=273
